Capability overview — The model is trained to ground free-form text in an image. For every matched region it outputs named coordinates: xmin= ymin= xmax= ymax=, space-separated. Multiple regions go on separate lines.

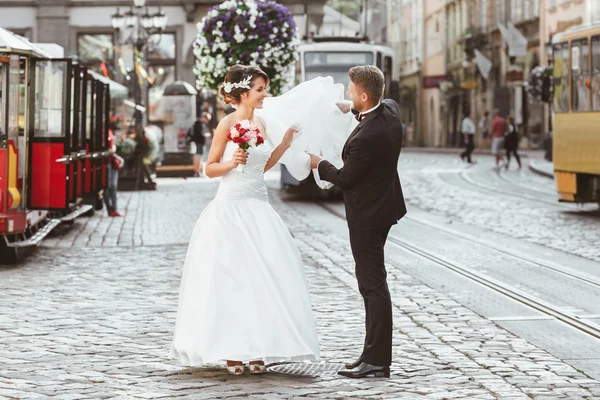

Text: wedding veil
xmin=256 ymin=77 xmax=358 ymax=189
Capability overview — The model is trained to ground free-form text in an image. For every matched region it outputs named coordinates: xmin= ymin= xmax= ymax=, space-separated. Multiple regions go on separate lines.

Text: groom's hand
xmin=308 ymin=153 xmax=321 ymax=169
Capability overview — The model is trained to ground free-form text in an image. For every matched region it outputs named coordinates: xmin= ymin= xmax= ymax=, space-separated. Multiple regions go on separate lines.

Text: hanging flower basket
xmin=193 ymin=0 xmax=300 ymax=96
xmin=527 ymin=66 xmax=554 ymax=103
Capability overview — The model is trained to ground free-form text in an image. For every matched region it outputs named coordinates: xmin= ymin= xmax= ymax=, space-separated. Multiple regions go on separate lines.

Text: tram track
xmin=317 ymin=201 xmax=600 ymax=340
xmin=495 ymin=169 xmax=557 ymax=196
xmin=456 ymin=169 xmax=564 ymax=207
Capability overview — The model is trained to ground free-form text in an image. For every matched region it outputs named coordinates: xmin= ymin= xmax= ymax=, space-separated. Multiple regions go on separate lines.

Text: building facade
xmin=422 ymin=0 xmax=446 ymax=147
xmin=396 ymin=0 xmax=423 ymax=145
xmin=0 ymin=0 xmax=326 ymax=126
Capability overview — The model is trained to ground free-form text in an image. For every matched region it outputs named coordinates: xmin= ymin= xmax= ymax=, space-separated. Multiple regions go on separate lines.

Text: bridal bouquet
xmin=226 ymin=120 xmax=264 ymax=172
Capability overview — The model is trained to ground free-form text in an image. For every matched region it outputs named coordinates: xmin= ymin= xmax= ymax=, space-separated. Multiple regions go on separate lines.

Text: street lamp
xmin=111 ymin=2 xmax=167 ymax=135
xmin=111 ymin=1 xmax=167 ymax=190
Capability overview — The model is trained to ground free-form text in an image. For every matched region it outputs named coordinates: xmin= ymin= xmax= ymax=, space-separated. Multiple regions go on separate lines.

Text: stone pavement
xmin=1 ymin=176 xmax=599 ymax=398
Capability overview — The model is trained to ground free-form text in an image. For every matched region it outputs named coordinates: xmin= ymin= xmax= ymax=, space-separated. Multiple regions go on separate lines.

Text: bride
xmin=170 ymin=64 xmax=326 ymax=375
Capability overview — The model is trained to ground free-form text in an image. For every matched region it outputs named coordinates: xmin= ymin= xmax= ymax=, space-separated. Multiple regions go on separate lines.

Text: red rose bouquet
xmin=226 ymin=120 xmax=264 ymax=172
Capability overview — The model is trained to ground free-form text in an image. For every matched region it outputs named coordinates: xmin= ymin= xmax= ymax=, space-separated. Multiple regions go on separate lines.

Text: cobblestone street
xmin=1 ymin=153 xmax=600 ymax=399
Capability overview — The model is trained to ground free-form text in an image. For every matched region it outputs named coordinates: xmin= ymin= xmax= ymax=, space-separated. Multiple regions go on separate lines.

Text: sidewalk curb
xmin=528 ymin=160 xmax=554 ymax=179
xmin=403 ymin=147 xmax=538 ymax=158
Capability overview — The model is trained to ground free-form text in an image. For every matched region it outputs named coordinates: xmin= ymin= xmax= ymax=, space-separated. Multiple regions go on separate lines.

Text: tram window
xmin=18 ymin=59 xmax=26 ymax=135
xmin=553 ymin=43 xmax=569 ymax=113
xmin=86 ymin=80 xmax=93 ymax=140
xmin=572 ymin=39 xmax=591 ymax=112
xmin=8 ymin=56 xmax=20 ymax=142
xmin=592 ymin=36 xmax=600 ymax=111
xmin=0 ymin=63 xmax=4 ymax=138
xmin=34 ymin=62 xmax=66 ymax=138
xmin=376 ymin=52 xmax=382 ymax=69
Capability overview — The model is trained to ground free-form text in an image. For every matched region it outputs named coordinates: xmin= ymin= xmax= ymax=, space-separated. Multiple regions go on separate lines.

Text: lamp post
xmin=111 ymin=0 xmax=167 ymax=190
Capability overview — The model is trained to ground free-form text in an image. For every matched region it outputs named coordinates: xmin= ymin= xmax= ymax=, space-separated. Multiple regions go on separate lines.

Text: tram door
xmin=93 ymin=82 xmax=109 ymax=192
xmin=0 ymin=55 xmax=24 ymax=213
xmin=92 ymin=82 xmax=106 ymax=193
xmin=83 ymin=75 xmax=95 ymax=195
xmin=102 ymin=84 xmax=110 ymax=188
xmin=27 ymin=59 xmax=72 ymax=210
xmin=68 ymin=65 xmax=85 ymax=204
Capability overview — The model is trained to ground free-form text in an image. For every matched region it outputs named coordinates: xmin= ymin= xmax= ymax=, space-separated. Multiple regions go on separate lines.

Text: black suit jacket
xmin=318 ymin=99 xmax=407 ymax=230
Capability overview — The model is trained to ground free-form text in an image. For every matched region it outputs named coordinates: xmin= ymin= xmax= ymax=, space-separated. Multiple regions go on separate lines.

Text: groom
xmin=309 ymin=65 xmax=407 ymax=378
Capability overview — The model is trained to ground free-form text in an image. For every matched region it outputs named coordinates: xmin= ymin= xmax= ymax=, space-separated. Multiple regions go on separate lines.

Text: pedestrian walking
xmin=104 ymin=129 xmax=123 ymax=217
xmin=187 ymin=114 xmax=207 ymax=177
xmin=479 ymin=111 xmax=490 ymax=145
xmin=505 ymin=117 xmax=522 ymax=170
xmin=460 ymin=111 xmax=476 ymax=163
xmin=201 ymin=112 xmax=213 ymax=163
xmin=490 ymin=109 xmax=506 ymax=169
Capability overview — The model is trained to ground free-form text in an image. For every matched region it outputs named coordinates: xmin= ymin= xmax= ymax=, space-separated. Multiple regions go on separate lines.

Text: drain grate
xmin=267 ymin=362 xmax=344 ymax=377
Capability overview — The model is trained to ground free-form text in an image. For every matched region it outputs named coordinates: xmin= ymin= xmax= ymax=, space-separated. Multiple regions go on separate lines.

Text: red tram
xmin=0 ymin=32 xmax=111 ymax=263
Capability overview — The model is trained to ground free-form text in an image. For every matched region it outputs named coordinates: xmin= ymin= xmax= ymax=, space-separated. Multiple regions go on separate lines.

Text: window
xmin=495 ymin=0 xmax=504 ymax=24
xmin=592 ymin=36 xmax=600 ymax=111
xmin=148 ymin=65 xmax=175 ymax=121
xmin=512 ymin=0 xmax=523 ymax=22
xmin=33 ymin=61 xmax=67 ymax=138
xmin=553 ymin=43 xmax=569 ymax=112
xmin=147 ymin=33 xmax=176 ymax=61
xmin=77 ymin=34 xmax=114 ymax=78
xmin=481 ymin=0 xmax=487 ymax=33
xmin=593 ymin=4 xmax=600 ymax=23
xmin=571 ymin=39 xmax=591 ymax=112
xmin=146 ymin=33 xmax=176 ymax=122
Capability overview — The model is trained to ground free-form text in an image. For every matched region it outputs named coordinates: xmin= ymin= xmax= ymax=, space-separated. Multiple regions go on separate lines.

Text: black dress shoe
xmin=344 ymin=356 xmax=363 ymax=369
xmin=338 ymin=362 xmax=390 ymax=378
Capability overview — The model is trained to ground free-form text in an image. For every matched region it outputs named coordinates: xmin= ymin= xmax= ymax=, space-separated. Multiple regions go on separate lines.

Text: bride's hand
xmin=336 ymin=101 xmax=352 ymax=114
xmin=232 ymin=148 xmax=248 ymax=167
xmin=282 ymin=127 xmax=297 ymax=148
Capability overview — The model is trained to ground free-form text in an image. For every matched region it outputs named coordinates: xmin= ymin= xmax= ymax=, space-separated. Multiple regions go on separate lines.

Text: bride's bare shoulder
xmin=255 ymin=116 xmax=268 ymax=139
xmin=214 ymin=113 xmax=238 ymax=137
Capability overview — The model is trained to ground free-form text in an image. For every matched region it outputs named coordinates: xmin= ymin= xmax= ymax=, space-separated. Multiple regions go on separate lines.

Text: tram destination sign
xmin=304 ymin=52 xmax=374 ymax=67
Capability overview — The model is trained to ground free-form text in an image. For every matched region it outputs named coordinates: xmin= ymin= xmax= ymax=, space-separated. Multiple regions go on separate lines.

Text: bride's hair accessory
xmin=223 ymin=75 xmax=252 ymax=94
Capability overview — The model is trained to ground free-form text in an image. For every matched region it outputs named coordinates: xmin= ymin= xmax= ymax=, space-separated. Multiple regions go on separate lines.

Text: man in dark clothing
xmin=309 ymin=66 xmax=406 ymax=379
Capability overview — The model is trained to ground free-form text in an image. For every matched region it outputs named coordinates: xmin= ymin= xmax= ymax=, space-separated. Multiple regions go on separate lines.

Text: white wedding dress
xmin=170 ymin=139 xmax=320 ymax=365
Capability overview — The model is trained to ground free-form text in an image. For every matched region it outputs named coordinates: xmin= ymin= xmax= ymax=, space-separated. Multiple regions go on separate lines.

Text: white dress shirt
xmin=461 ymin=117 xmax=476 ymax=135
xmin=357 ymin=103 xmax=382 ymax=120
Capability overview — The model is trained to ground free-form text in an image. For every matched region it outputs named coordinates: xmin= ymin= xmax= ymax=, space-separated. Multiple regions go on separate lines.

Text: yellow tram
xmin=551 ymin=23 xmax=600 ymax=205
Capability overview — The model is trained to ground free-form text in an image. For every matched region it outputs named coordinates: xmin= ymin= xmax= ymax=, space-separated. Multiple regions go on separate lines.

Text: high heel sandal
xmin=248 ymin=361 xmax=266 ymax=374
xmin=226 ymin=364 xmax=244 ymax=375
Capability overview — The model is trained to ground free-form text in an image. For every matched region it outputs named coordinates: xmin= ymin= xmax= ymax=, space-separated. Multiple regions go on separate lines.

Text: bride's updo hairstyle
xmin=219 ymin=65 xmax=270 ymax=105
